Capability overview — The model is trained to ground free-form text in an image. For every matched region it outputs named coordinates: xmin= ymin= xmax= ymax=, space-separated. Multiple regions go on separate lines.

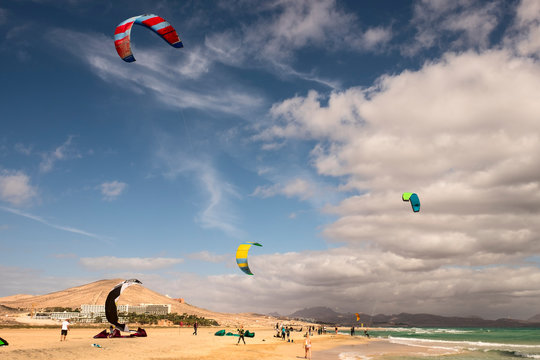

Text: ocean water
xmin=331 ymin=327 xmax=540 ymax=359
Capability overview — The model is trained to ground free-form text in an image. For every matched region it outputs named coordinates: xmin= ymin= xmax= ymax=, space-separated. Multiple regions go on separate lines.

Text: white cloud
xmin=52 ymin=253 xmax=77 ymax=259
xmin=0 ymin=170 xmax=37 ymax=206
xmin=0 ymin=206 xmax=102 ymax=239
xmin=39 ymin=135 xmax=80 ymax=173
xmin=406 ymin=0 xmax=502 ymax=55
xmin=47 ymin=29 xmax=264 ymax=116
xmin=188 ymin=251 xmax=231 ymax=264
xmin=196 ymin=165 xmax=244 ymax=236
xmin=505 ymin=0 xmax=540 ymax=57
xmin=262 ymin=49 xmax=540 ymax=261
xmin=359 ymin=26 xmax=393 ymax=51
xmin=252 ymin=178 xmax=315 ymax=200
xmin=0 ymin=265 xmax=93 ymax=297
xmin=249 ymin=18 xmax=540 ymax=317
xmin=79 ymin=256 xmax=183 ymax=271
xmin=204 ymin=0 xmax=392 ymax=86
xmin=154 ymin=133 xmax=245 ymax=238
xmin=100 ymin=181 xmax=127 ymax=201
xmin=145 ymin=247 xmax=540 ymax=319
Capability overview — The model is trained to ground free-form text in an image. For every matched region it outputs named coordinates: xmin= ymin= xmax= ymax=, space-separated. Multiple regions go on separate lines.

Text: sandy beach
xmin=0 ymin=327 xmax=376 ymax=360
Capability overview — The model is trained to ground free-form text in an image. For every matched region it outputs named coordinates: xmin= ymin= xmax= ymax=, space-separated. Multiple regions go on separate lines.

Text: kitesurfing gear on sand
xmin=236 ymin=242 xmax=262 ymax=275
xmin=93 ymin=327 xmax=146 ymax=339
xmin=114 ymin=14 xmax=183 ymax=62
xmin=105 ymin=279 xmax=142 ymax=332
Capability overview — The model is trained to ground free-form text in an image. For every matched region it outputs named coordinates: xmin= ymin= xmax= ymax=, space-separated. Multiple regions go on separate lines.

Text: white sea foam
xmin=388 ymin=336 xmax=540 ymax=351
xmin=338 ymin=352 xmax=372 ymax=360
xmin=372 ymin=327 xmax=471 ymax=334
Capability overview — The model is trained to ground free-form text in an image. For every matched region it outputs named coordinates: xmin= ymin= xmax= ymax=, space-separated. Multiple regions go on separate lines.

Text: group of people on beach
xmin=272 ymin=323 xmax=312 ymax=358
xmin=58 ymin=315 xmax=365 ymax=358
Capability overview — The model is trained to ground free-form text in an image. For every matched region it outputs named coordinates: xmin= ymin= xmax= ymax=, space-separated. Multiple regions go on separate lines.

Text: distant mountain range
xmin=287 ymin=306 xmax=540 ymax=328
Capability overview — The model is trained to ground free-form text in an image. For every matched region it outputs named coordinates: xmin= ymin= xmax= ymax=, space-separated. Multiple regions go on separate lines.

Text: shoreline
xmin=317 ymin=338 xmax=464 ymax=359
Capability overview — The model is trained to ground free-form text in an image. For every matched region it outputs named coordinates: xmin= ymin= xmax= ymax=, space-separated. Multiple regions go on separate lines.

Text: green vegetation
xmin=43 ymin=307 xmax=79 ymax=313
xmin=124 ymin=312 xmax=218 ymax=326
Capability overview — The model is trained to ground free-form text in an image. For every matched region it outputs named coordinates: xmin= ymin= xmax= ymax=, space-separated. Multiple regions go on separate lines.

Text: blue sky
xmin=2 ymin=0 xmax=540 ymax=319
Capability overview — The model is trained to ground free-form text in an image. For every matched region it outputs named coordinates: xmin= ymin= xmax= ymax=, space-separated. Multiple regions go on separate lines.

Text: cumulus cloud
xmin=147 ymin=247 xmax=540 ymax=319
xmin=0 ymin=170 xmax=37 ymax=206
xmin=505 ymin=0 xmax=540 ymax=57
xmin=79 ymin=256 xmax=183 ymax=271
xmin=263 ymin=49 xmax=540 ymax=261
xmin=100 ymin=180 xmax=127 ymax=201
xmin=244 ymin=7 xmax=540 ymax=317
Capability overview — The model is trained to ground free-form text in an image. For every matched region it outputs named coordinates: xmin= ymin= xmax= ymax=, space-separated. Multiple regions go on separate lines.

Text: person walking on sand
xmin=304 ymin=333 xmax=312 ymax=359
xmin=351 ymin=326 xmax=355 ymax=336
xmin=193 ymin=321 xmax=198 ymax=335
xmin=60 ymin=319 xmax=70 ymax=341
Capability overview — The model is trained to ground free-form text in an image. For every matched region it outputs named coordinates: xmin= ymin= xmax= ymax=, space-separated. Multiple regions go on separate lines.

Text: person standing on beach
xmin=193 ymin=321 xmax=198 ymax=335
xmin=237 ymin=327 xmax=246 ymax=345
xmin=304 ymin=333 xmax=312 ymax=359
xmin=60 ymin=319 xmax=70 ymax=341
xmin=351 ymin=326 xmax=355 ymax=336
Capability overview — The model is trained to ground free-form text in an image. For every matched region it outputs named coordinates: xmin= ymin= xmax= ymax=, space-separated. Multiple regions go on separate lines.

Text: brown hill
xmin=0 ymin=294 xmax=35 ymax=302
xmin=0 ymin=279 xmax=276 ymax=327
